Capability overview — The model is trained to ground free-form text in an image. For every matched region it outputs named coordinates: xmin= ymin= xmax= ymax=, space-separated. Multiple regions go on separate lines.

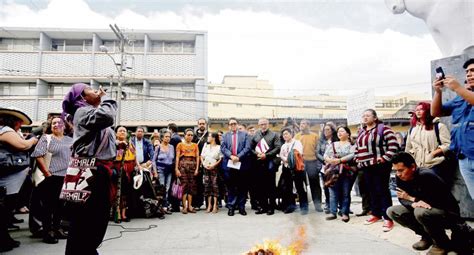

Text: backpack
xmin=409 ymin=122 xmax=442 ymax=146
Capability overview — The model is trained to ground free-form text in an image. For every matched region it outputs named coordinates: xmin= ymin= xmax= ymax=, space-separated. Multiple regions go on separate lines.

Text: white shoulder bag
xmin=33 ymin=135 xmax=52 ymax=187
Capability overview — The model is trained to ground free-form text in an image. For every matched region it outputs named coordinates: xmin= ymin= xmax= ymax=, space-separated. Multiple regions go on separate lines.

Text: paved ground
xmin=6 ymin=200 xmax=425 ymax=255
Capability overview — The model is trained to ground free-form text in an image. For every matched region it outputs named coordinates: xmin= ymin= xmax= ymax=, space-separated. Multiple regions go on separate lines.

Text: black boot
xmin=43 ymin=230 xmax=58 ymax=244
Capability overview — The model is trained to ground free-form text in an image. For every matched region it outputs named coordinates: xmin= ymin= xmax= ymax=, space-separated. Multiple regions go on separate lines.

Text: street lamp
xmin=99 ymin=43 xmax=124 ymax=126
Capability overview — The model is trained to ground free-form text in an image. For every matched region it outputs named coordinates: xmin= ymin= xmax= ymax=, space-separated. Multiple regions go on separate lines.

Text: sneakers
xmin=325 ymin=214 xmax=337 ymax=220
xmin=382 ymin=220 xmax=394 ymax=232
xmin=412 ymin=238 xmax=432 ymax=251
xmin=364 ymin=215 xmax=382 ymax=225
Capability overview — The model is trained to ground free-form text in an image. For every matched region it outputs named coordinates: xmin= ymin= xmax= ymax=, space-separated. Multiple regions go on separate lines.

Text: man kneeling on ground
xmin=387 ymin=152 xmax=467 ymax=255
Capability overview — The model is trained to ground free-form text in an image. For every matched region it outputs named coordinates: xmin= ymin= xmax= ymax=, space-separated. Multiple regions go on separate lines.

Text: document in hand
xmin=227 ymin=160 xmax=241 ymax=170
xmin=255 ymin=138 xmax=269 ymax=154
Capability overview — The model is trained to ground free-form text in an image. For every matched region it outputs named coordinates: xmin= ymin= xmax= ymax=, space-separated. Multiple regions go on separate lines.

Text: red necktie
xmin=232 ymin=132 xmax=237 ymax=156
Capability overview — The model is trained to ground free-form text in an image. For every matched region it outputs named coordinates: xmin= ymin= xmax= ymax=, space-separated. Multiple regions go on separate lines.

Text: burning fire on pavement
xmin=243 ymin=226 xmax=307 ymax=255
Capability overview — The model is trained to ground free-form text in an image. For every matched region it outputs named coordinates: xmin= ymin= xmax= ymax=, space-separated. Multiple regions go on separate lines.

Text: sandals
xmin=187 ymin=207 xmax=197 ymax=213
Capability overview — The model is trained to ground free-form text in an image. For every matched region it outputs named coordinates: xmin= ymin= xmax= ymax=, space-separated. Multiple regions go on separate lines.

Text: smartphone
xmin=435 ymin=66 xmax=446 ymax=80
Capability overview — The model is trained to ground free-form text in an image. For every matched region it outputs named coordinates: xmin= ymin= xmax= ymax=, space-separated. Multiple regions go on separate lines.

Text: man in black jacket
xmin=251 ymin=118 xmax=281 ymax=215
xmin=387 ymin=152 xmax=467 ymax=255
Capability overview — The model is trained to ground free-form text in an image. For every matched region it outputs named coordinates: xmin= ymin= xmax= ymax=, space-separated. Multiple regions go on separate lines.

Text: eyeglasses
xmin=229 ymin=123 xmax=237 ymax=126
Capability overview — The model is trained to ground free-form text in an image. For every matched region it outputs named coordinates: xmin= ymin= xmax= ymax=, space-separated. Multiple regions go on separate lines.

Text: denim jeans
xmin=458 ymin=158 xmax=474 ymax=199
xmin=329 ymin=174 xmax=355 ymax=216
xmin=158 ymin=165 xmax=173 ymax=207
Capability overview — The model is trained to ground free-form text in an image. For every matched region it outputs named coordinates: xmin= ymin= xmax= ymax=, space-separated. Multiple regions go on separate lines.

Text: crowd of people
xmin=0 ymin=59 xmax=473 ymax=254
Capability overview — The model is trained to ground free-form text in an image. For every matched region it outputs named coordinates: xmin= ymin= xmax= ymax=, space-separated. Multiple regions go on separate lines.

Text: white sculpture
xmin=385 ymin=0 xmax=474 ymax=56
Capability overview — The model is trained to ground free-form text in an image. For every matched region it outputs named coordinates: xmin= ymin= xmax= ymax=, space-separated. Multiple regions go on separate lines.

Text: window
xmin=212 ymin=102 xmax=219 ymax=107
xmin=84 ymin=40 xmax=92 ymax=52
xmin=183 ymin=42 xmax=194 ymax=53
xmin=182 ymin=85 xmax=195 ymax=98
xmin=0 ymin=83 xmax=36 ymax=96
xmin=164 ymin=42 xmax=182 ymax=53
xmin=13 ymin=39 xmax=38 ymax=51
xmin=151 ymin=41 xmax=163 ymax=53
xmin=64 ymin=40 xmax=84 ymax=52
xmin=0 ymin=38 xmax=38 ymax=51
xmin=102 ymin=40 xmax=115 ymax=52
xmin=236 ymin=104 xmax=242 ymax=108
xmin=0 ymin=38 xmax=13 ymax=50
xmin=133 ymin=40 xmax=144 ymax=53
xmin=51 ymin=39 xmax=64 ymax=51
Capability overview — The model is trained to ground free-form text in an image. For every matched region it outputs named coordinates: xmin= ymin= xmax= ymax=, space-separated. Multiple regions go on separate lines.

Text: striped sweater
xmin=355 ymin=124 xmax=399 ymax=168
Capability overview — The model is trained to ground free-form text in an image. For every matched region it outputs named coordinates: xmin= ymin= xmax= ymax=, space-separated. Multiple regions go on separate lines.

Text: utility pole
xmin=109 ymin=24 xmax=127 ymax=126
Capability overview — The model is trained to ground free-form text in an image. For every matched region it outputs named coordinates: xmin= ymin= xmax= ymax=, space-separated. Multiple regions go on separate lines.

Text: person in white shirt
xmin=279 ymin=127 xmax=308 ymax=215
xmin=200 ymin=132 xmax=223 ymax=213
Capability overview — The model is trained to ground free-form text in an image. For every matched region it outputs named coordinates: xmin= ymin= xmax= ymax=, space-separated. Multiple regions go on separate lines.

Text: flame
xmin=244 ymin=226 xmax=307 ymax=255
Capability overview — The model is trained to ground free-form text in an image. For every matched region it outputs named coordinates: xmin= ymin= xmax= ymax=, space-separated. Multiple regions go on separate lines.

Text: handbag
xmin=59 ymin=129 xmax=109 ymax=204
xmin=0 ymin=144 xmax=30 ymax=177
xmin=323 ymin=143 xmax=341 ymax=188
xmin=33 ymin=135 xmax=52 ymax=187
xmin=171 ymin=178 xmax=183 ymax=200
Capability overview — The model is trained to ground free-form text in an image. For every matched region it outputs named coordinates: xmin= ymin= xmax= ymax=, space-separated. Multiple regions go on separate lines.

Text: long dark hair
xmin=0 ymin=114 xmax=21 ymax=129
xmin=410 ymin=102 xmax=434 ymax=130
xmin=209 ymin=132 xmax=221 ymax=145
xmin=337 ymin=125 xmax=352 ymax=144
xmin=320 ymin=122 xmax=338 ymax=143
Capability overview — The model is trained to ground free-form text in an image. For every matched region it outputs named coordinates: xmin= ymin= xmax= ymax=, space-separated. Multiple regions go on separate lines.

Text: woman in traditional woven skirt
xmin=200 ymin=132 xmax=223 ymax=213
xmin=175 ymin=128 xmax=200 ymax=214
xmin=114 ymin=126 xmax=137 ymax=222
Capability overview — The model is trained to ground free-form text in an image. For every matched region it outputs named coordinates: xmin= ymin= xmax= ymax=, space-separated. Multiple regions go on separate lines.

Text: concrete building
xmin=0 ymin=27 xmax=208 ymax=127
xmin=208 ymin=76 xmax=430 ymax=133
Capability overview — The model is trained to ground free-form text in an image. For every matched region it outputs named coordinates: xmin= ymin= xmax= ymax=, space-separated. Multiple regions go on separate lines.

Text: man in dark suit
xmin=251 ymin=118 xmax=281 ymax=215
xmin=221 ymin=117 xmax=250 ymax=216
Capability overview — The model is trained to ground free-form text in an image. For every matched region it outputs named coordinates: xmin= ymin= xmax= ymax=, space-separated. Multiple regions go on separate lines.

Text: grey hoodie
xmin=72 ymin=99 xmax=117 ymax=160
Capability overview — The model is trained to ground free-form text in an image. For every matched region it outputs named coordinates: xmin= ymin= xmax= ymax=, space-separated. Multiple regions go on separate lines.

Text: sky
xmin=0 ymin=0 xmax=442 ymax=96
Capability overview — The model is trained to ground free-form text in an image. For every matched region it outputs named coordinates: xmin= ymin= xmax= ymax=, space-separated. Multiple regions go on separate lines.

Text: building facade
xmin=0 ymin=27 xmax=208 ymax=127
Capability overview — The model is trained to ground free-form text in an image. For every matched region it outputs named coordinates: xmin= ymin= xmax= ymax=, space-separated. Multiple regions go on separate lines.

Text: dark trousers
xmin=65 ymin=166 xmax=111 ymax=255
xmin=305 ymin=160 xmax=322 ymax=209
xmin=192 ymin=166 xmax=204 ymax=208
xmin=226 ymin=168 xmax=248 ymax=210
xmin=169 ymin=164 xmax=181 ymax=211
xmin=255 ymin=160 xmax=276 ymax=211
xmin=281 ymin=166 xmax=308 ymax=210
xmin=38 ymin=176 xmax=64 ymax=233
xmin=248 ymin=159 xmax=259 ymax=208
xmin=387 ymin=205 xmax=454 ymax=247
xmin=29 ymin=184 xmax=43 ymax=235
xmin=0 ymin=187 xmax=12 ymax=245
xmin=356 ymin=170 xmax=371 ymax=212
xmin=362 ymin=162 xmax=393 ymax=219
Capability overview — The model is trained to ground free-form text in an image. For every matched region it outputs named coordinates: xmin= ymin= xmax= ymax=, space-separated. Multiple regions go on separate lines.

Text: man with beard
xmin=192 ymin=118 xmax=208 ymax=210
